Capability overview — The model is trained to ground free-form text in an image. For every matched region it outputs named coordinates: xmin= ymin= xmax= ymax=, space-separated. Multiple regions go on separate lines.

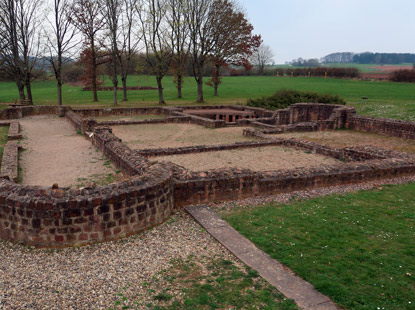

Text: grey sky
xmin=240 ymin=0 xmax=415 ymax=63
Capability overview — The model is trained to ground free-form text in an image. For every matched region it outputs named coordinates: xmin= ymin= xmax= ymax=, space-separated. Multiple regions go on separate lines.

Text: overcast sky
xmin=239 ymin=0 xmax=415 ymax=63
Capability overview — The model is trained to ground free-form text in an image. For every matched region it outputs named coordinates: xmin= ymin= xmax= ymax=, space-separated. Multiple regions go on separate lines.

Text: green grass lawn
xmin=0 ymin=126 xmax=9 ymax=168
xmin=223 ymin=183 xmax=415 ymax=310
xmin=1 ymin=76 xmax=415 ymax=120
xmin=111 ymin=255 xmax=298 ymax=310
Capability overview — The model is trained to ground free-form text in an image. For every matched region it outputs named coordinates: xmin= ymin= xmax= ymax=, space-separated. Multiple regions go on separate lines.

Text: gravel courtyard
xmin=156 ymin=146 xmax=340 ymax=171
xmin=19 ymin=116 xmax=120 ymax=188
xmin=275 ymin=129 xmax=415 ymax=154
xmin=112 ymin=123 xmax=254 ymax=149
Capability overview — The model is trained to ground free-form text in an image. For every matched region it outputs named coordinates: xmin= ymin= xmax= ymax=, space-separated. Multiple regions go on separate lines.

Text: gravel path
xmin=19 ymin=116 xmax=120 ymax=188
xmin=112 ymin=123 xmax=253 ymax=150
xmin=275 ymin=130 xmax=415 ymax=154
xmin=157 ymin=146 xmax=340 ymax=172
xmin=0 ymin=212 xmax=236 ymax=310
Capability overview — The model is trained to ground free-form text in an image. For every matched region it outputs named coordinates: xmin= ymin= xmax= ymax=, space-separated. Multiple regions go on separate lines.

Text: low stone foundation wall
xmin=0 ymin=142 xmax=20 ymax=182
xmin=0 ymin=106 xmax=68 ymax=120
xmin=91 ymin=127 xmax=149 ymax=176
xmin=0 ymin=164 xmax=174 ymax=247
xmin=7 ymin=121 xmax=22 ymax=140
xmin=98 ymin=116 xmax=191 ymax=127
xmin=65 ymin=110 xmax=84 ymax=133
xmin=347 ymin=115 xmax=415 ymax=139
xmin=174 ymin=158 xmax=415 ymax=207
xmin=138 ymin=141 xmax=285 ymax=157
xmin=73 ymin=107 xmax=169 ymax=118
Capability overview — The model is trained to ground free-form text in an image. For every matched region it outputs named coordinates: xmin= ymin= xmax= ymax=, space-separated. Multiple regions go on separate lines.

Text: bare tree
xmin=137 ymin=0 xmax=172 ymax=104
xmin=102 ymin=0 xmax=122 ymax=106
xmin=118 ymin=0 xmax=140 ymax=102
xmin=45 ymin=0 xmax=78 ymax=106
xmin=70 ymin=0 xmax=106 ymax=102
xmin=18 ymin=0 xmax=44 ymax=105
xmin=0 ymin=0 xmax=26 ymax=100
xmin=251 ymin=44 xmax=274 ymax=75
xmin=166 ymin=0 xmax=188 ymax=98
xmin=186 ymin=0 xmax=216 ymax=103
xmin=0 ymin=0 xmax=43 ymax=104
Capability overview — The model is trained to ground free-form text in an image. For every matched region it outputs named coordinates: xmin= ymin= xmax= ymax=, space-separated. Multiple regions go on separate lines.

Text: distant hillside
xmin=321 ymin=52 xmax=415 ymax=65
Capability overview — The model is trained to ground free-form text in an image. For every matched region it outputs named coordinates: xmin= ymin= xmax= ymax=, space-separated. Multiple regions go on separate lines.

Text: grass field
xmin=111 ymin=255 xmax=298 ymax=310
xmin=271 ymin=63 xmax=414 ymax=73
xmin=0 ymin=126 xmax=9 ymax=168
xmin=1 ymin=75 xmax=415 ymax=120
xmin=223 ymin=183 xmax=415 ymax=310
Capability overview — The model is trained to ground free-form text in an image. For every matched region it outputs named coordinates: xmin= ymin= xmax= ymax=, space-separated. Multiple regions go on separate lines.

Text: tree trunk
xmin=57 ymin=81 xmax=63 ymax=106
xmin=111 ymin=60 xmax=118 ymax=106
xmin=197 ymin=74 xmax=204 ymax=103
xmin=214 ymin=65 xmax=220 ymax=97
xmin=177 ymin=74 xmax=182 ymax=98
xmin=91 ymin=42 xmax=99 ymax=102
xmin=121 ymin=75 xmax=128 ymax=101
xmin=25 ymin=79 xmax=34 ymax=105
xmin=156 ymin=76 xmax=165 ymax=104
xmin=113 ymin=85 xmax=118 ymax=106
xmin=16 ymin=79 xmax=25 ymax=100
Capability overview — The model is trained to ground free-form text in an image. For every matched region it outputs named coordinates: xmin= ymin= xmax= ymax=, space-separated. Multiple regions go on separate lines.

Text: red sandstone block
xmin=31 ymin=236 xmax=45 ymax=243
xmin=69 ymin=200 xmax=78 ymax=208
xmin=43 ymin=219 xmax=53 ymax=226
xmin=92 ymin=198 xmax=102 ymax=207
xmin=55 ymin=235 xmax=64 ymax=242
xmin=113 ymin=227 xmax=121 ymax=235
xmin=45 ymin=201 xmax=53 ymax=211
xmin=36 ymin=201 xmax=44 ymax=211
xmin=90 ymin=233 xmax=99 ymax=239
xmin=83 ymin=225 xmax=93 ymax=233
xmin=79 ymin=234 xmax=88 ymax=241
xmin=104 ymin=230 xmax=112 ymax=238
xmin=83 ymin=208 xmax=94 ymax=217
xmin=32 ymin=219 xmax=41 ymax=229
xmin=70 ymin=226 xmax=82 ymax=234
xmin=66 ymin=235 xmax=76 ymax=242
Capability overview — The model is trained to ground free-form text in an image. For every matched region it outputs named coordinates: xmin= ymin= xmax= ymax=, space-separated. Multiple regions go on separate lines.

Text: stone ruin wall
xmin=1 ymin=104 xmax=415 ymax=247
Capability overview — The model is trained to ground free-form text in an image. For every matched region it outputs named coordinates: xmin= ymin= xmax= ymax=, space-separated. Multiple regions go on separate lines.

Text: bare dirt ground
xmin=274 ymin=130 xmax=415 ymax=154
xmin=19 ymin=116 xmax=121 ymax=188
xmin=112 ymin=123 xmax=254 ymax=149
xmin=370 ymin=65 xmax=412 ymax=72
xmin=156 ymin=146 xmax=340 ymax=172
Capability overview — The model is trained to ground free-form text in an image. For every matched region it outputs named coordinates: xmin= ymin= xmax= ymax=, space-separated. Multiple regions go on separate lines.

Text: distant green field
xmin=271 ymin=63 xmax=413 ymax=73
xmin=1 ymin=75 xmax=415 ymax=121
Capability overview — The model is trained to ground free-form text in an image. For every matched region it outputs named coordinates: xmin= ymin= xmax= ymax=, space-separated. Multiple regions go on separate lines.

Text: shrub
xmin=390 ymin=69 xmax=415 ymax=83
xmin=247 ymin=89 xmax=346 ymax=110
xmin=275 ymin=67 xmax=360 ymax=78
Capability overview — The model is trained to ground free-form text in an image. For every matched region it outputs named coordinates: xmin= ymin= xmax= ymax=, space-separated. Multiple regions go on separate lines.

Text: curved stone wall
xmin=0 ymin=163 xmax=174 ymax=247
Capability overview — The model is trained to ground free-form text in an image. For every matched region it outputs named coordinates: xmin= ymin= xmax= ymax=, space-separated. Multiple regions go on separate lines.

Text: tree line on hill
xmin=0 ymin=0 xmax=273 ymax=106
xmin=321 ymin=52 xmax=415 ymax=65
xmin=289 ymin=52 xmax=415 ymax=68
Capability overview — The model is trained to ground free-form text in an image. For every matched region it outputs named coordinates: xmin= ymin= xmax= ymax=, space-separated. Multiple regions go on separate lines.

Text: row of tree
xmin=0 ymin=0 xmax=264 ymax=105
xmin=321 ymin=52 xmax=415 ymax=65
